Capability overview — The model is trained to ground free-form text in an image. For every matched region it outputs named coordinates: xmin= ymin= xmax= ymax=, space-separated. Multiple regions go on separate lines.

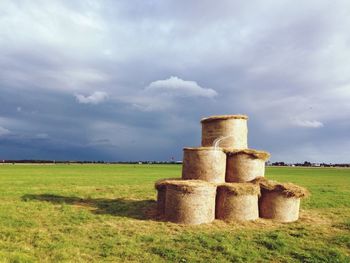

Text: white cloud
xmin=0 ymin=126 xmax=10 ymax=136
xmin=123 ymin=76 xmax=217 ymax=111
xmin=145 ymin=76 xmax=217 ymax=98
xmin=75 ymin=91 xmax=108 ymax=105
xmin=292 ymin=119 xmax=324 ymax=128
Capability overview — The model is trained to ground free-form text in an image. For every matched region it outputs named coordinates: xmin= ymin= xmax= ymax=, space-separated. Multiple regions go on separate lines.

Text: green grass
xmin=0 ymin=164 xmax=349 ymax=262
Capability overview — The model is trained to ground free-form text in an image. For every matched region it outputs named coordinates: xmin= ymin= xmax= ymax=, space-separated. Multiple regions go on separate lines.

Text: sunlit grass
xmin=0 ymin=164 xmax=349 ymax=262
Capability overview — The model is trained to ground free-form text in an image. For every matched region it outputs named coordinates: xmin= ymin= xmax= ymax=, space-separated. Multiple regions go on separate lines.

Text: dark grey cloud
xmin=0 ymin=0 xmax=349 ymax=162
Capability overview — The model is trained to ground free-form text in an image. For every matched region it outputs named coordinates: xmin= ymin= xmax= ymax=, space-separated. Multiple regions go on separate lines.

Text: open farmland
xmin=0 ymin=164 xmax=349 ymax=262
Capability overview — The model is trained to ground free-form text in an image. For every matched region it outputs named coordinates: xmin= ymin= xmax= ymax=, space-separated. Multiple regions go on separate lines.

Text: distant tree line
xmin=1 ymin=159 xmax=349 ymax=167
xmin=269 ymin=161 xmax=350 ymax=167
xmin=1 ymin=160 xmax=182 ymax=165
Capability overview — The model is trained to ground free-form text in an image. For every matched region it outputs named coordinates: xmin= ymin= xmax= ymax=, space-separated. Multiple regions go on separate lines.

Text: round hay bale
xmin=259 ymin=192 xmax=300 ymax=222
xmin=154 ymin=178 xmax=181 ymax=216
xmin=164 ymin=180 xmax=217 ymax=225
xmin=201 ymin=115 xmax=248 ymax=149
xmin=257 ymin=180 xmax=310 ymax=222
xmin=216 ymin=183 xmax=260 ymax=221
xmin=225 ymin=149 xmax=270 ymax=182
xmin=182 ymin=147 xmax=226 ymax=183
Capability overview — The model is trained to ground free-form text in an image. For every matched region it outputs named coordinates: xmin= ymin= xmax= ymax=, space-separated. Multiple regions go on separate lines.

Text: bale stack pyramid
xmin=155 ymin=114 xmax=309 ymax=225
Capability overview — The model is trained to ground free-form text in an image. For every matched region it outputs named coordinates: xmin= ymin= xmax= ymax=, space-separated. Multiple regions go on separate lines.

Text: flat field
xmin=0 ymin=164 xmax=349 ymax=262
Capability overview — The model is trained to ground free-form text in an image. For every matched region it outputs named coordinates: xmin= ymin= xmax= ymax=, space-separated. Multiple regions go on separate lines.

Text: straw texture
xmin=259 ymin=191 xmax=301 ymax=222
xmin=216 ymin=183 xmax=259 ymax=221
xmin=226 ymin=151 xmax=268 ymax=182
xmin=253 ymin=178 xmax=309 ymax=222
xmin=154 ymin=178 xmax=181 ymax=216
xmin=252 ymin=177 xmax=310 ymax=198
xmin=201 ymin=116 xmax=248 ymax=149
xmin=217 ymin=182 xmax=261 ymax=196
xmin=182 ymin=147 xmax=226 ymax=183
xmin=201 ymin=115 xmax=248 ymax=123
xmin=225 ymin=149 xmax=270 ymax=161
xmin=164 ymin=180 xmax=217 ymax=225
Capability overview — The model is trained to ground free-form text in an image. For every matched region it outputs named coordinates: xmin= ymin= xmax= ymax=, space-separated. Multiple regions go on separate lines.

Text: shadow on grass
xmin=21 ymin=194 xmax=157 ymax=220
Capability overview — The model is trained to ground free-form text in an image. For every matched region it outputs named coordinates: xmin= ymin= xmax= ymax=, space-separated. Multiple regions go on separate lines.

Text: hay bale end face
xmin=226 ymin=149 xmax=270 ymax=183
xmin=164 ymin=180 xmax=217 ymax=225
xmin=201 ymin=115 xmax=248 ymax=149
xmin=256 ymin=179 xmax=309 ymax=222
xmin=259 ymin=191 xmax=301 ymax=222
xmin=182 ymin=147 xmax=226 ymax=183
xmin=154 ymin=178 xmax=181 ymax=216
xmin=216 ymin=183 xmax=260 ymax=221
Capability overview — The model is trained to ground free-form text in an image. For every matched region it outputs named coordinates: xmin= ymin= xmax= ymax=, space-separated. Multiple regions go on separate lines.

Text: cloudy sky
xmin=0 ymin=0 xmax=349 ymax=162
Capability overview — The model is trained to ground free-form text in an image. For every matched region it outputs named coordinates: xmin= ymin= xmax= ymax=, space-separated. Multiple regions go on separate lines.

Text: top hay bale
xmin=201 ymin=115 xmax=248 ymax=122
xmin=201 ymin=114 xmax=248 ymax=149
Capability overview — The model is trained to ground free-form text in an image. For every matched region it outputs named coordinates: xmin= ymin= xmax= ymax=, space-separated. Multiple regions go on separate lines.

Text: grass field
xmin=0 ymin=164 xmax=349 ymax=262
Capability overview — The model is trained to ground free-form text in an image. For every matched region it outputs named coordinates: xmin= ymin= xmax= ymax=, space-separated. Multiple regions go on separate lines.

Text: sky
xmin=0 ymin=0 xmax=349 ymax=162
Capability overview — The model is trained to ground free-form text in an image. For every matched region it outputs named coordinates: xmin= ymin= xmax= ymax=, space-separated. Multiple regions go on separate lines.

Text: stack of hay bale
xmin=155 ymin=115 xmax=309 ymax=225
